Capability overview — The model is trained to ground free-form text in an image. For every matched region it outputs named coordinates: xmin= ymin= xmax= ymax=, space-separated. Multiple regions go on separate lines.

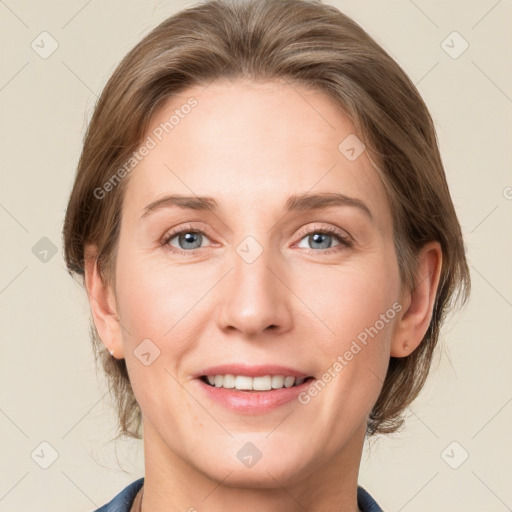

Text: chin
xmin=193 ymin=445 xmax=315 ymax=489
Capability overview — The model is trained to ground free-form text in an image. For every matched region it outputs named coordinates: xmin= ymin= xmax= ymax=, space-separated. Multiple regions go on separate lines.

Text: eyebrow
xmin=140 ymin=192 xmax=373 ymax=220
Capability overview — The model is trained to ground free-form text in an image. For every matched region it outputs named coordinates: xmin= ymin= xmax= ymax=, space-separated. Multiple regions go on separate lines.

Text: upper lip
xmin=195 ymin=364 xmax=313 ymax=379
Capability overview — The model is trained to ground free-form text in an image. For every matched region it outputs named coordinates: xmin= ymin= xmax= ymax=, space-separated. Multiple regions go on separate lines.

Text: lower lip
xmin=196 ymin=377 xmax=315 ymax=414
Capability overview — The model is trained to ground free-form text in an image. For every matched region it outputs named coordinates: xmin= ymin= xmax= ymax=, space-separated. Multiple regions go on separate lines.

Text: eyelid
xmin=159 ymin=224 xmax=217 ymax=257
xmin=160 ymin=222 xmax=214 ymax=244
xmin=293 ymin=223 xmax=353 ymax=246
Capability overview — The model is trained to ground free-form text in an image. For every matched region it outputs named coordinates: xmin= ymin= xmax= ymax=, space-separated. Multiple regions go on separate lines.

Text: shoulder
xmin=91 ymin=477 xmax=144 ymax=512
xmin=357 ymin=484 xmax=384 ymax=512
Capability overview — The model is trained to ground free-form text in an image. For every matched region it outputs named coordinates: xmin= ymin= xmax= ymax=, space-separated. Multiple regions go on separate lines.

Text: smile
xmin=200 ymin=374 xmax=314 ymax=391
xmin=196 ymin=374 xmax=316 ymax=414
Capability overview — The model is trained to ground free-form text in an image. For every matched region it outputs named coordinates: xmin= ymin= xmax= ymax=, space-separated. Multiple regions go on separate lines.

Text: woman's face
xmin=109 ymin=79 xmax=403 ymax=486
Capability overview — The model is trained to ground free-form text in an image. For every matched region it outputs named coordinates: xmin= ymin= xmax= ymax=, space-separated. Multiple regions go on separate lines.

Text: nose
xmin=217 ymin=240 xmax=293 ymax=338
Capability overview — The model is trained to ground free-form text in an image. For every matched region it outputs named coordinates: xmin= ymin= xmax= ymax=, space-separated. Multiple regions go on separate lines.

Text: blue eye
xmin=296 ymin=227 xmax=351 ymax=254
xmin=161 ymin=224 xmax=352 ymax=256
xmin=298 ymin=232 xmax=339 ymax=250
xmin=163 ymin=228 xmax=211 ymax=254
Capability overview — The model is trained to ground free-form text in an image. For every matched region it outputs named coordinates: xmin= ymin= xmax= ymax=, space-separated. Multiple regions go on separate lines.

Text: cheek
xmin=336 ymin=272 xmax=398 ymax=348
xmin=297 ymin=249 xmax=400 ymax=400
xmin=115 ymin=248 xmax=204 ymax=334
xmin=296 ymin=263 xmax=399 ymax=433
xmin=299 ymin=251 xmax=400 ymax=346
xmin=113 ymin=251 xmax=209 ymax=416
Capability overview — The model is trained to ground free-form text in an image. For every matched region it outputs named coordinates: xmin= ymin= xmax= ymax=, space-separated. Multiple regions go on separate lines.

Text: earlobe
xmin=391 ymin=241 xmax=443 ymax=358
xmin=83 ymin=244 xmax=124 ymax=359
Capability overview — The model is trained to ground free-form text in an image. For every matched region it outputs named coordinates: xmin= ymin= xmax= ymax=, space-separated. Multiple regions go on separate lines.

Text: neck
xmin=140 ymin=419 xmax=366 ymax=512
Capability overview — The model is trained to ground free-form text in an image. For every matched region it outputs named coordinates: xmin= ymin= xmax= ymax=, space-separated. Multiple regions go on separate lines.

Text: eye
xmin=161 ymin=224 xmax=213 ymax=255
xmin=161 ymin=223 xmax=352 ymax=256
xmin=295 ymin=225 xmax=352 ymax=254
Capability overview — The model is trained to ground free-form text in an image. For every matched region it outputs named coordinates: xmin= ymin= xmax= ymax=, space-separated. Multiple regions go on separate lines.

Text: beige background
xmin=1 ymin=0 xmax=511 ymax=510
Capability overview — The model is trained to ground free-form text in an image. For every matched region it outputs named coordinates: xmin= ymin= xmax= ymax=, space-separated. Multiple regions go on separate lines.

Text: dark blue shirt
xmin=92 ymin=477 xmax=384 ymax=511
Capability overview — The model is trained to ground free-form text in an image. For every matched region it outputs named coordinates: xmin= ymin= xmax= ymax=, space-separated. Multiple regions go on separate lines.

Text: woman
xmin=62 ymin=0 xmax=470 ymax=510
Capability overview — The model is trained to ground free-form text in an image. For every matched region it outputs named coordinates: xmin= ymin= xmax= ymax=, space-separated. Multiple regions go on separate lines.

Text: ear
xmin=83 ymin=244 xmax=125 ymax=359
xmin=391 ymin=241 xmax=443 ymax=357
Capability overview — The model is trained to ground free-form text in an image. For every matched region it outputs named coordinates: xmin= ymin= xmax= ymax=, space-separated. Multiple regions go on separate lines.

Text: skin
xmin=84 ymin=79 xmax=442 ymax=512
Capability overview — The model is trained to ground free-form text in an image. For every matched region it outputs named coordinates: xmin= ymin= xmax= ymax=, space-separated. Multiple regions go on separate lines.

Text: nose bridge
xmin=218 ymin=233 xmax=291 ymax=336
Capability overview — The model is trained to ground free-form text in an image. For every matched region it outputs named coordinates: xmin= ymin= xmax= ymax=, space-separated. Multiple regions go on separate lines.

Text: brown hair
xmin=62 ymin=0 xmax=470 ymax=439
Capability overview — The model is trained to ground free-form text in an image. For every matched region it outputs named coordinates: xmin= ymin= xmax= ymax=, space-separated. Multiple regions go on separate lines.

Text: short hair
xmin=62 ymin=0 xmax=470 ymax=439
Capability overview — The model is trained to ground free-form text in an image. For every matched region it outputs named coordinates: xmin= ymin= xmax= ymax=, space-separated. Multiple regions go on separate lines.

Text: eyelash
xmin=161 ymin=223 xmax=352 ymax=256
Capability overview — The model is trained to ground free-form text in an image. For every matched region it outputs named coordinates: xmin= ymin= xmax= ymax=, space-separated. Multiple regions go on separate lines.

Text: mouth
xmin=196 ymin=373 xmax=316 ymax=414
xmin=198 ymin=374 xmax=316 ymax=392
xmin=193 ymin=364 xmax=316 ymax=413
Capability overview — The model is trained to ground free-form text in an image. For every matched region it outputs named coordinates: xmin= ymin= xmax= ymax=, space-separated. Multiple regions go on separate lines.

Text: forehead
xmin=122 ymin=79 xmax=391 ymax=231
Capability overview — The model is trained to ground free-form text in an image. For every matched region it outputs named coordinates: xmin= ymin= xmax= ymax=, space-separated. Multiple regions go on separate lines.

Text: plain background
xmin=1 ymin=0 xmax=511 ymax=510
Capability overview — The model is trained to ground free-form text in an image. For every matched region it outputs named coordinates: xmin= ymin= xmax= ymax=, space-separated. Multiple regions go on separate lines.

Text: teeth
xmin=204 ymin=374 xmax=307 ymax=390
